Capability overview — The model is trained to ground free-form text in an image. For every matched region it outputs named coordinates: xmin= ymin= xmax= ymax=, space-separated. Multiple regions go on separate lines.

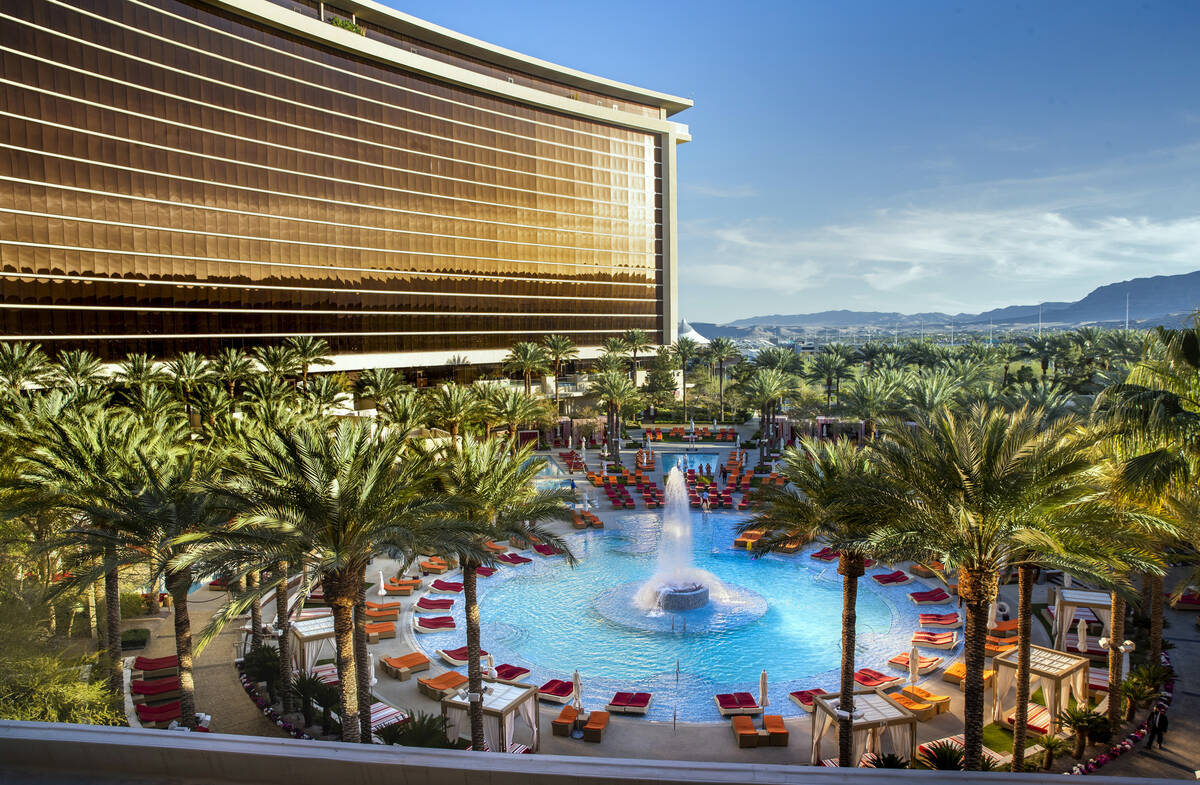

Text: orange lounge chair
xmin=419 ymin=559 xmax=448 ymax=574
xmin=483 ymin=541 xmax=507 ymax=553
xmin=380 ymin=652 xmax=430 ymax=681
xmin=583 ymin=710 xmax=609 ymax=742
xmin=941 ymin=661 xmax=995 ymax=689
xmin=551 ymin=705 xmax=578 ymax=736
xmin=364 ymin=607 xmax=399 ymax=621
xmin=365 ymin=600 xmax=402 ymax=611
xmin=985 ymin=635 xmax=1018 ymax=657
xmin=990 ymin=618 xmax=1018 ymax=637
xmin=901 ymin=684 xmax=951 ymax=714
xmin=364 ymin=621 xmax=396 ymax=642
xmin=385 ymin=578 xmax=421 ymax=596
xmin=888 ymin=652 xmax=943 ymax=675
xmin=417 ymin=670 xmax=468 ymax=700
xmin=731 ymin=714 xmax=758 ymax=748
xmin=888 ymin=692 xmax=935 ymax=721
xmin=763 ymin=714 xmax=788 ymax=746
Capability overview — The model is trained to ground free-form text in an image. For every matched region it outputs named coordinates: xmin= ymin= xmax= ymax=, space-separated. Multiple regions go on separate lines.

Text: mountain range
xmin=694 ymin=270 xmax=1200 ymax=337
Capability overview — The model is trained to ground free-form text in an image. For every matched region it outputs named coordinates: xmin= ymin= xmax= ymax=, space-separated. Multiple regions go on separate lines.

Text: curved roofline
xmin=344 ymin=0 xmax=692 ymax=116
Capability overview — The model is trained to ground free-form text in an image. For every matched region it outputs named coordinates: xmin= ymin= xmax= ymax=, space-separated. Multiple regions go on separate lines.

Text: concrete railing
xmin=0 ymin=721 xmax=1152 ymax=785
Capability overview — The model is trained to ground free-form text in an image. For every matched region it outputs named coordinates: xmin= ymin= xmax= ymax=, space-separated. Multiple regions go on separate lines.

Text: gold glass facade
xmin=0 ymin=0 xmax=682 ymax=360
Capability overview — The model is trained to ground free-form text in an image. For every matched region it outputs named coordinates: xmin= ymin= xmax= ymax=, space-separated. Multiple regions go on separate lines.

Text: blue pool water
xmin=530 ymin=457 xmax=574 ymax=491
xmin=412 ymin=510 xmax=960 ymax=722
xmin=658 ymin=452 xmax=720 ymax=476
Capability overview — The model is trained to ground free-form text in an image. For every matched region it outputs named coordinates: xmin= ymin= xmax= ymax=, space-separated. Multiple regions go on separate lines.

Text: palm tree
xmin=116 ymin=353 xmax=169 ymax=388
xmin=1018 ymin=336 xmax=1057 ymax=379
xmin=442 ymin=436 xmax=574 ymax=751
xmin=838 ymin=372 xmax=902 ymax=440
xmin=299 ymin=375 xmax=347 ymax=416
xmin=502 ymin=342 xmax=551 ymax=395
xmin=253 ymin=345 xmax=303 ymax=381
xmin=191 ymin=420 xmax=476 ymax=743
xmin=868 ymin=404 xmax=1109 ymax=770
xmin=210 ymin=347 xmax=256 ymax=400
xmin=166 ymin=352 xmax=211 ymax=421
xmin=285 ymin=336 xmax=333 ymax=384
xmin=426 ymin=383 xmax=481 ymax=448
xmin=742 ymin=368 xmax=791 ymax=463
xmin=356 ymin=367 xmax=408 ymax=406
xmin=0 ymin=341 xmax=51 ymax=396
xmin=903 ymin=371 xmax=960 ymax=419
xmin=744 ymin=438 xmax=882 ymax=767
xmin=375 ymin=389 xmax=429 ymax=438
xmin=50 ymin=349 xmax=107 ymax=393
xmin=707 ymin=337 xmax=741 ymax=421
xmin=755 ymin=345 xmax=801 ymax=373
xmin=1007 ymin=380 xmax=1077 ymax=420
xmin=672 ymin=337 xmax=700 ymax=421
xmin=806 ymin=351 xmax=847 ymax=410
xmin=542 ymin=334 xmax=579 ymax=417
xmin=490 ymin=387 xmax=551 ymax=453
xmin=590 ymin=371 xmax=640 ymax=468
xmin=622 ymin=329 xmax=653 ymax=383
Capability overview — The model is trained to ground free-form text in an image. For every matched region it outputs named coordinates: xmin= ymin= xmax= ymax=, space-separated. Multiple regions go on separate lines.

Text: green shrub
xmin=327 ymin=16 xmax=363 ymax=34
xmin=865 ymin=753 xmax=909 ymax=768
xmin=375 ymin=710 xmax=459 ymax=748
xmin=119 ymin=592 xmax=148 ymax=618
xmin=917 ymin=740 xmax=963 ymax=770
xmin=120 ymin=628 xmax=149 ymax=650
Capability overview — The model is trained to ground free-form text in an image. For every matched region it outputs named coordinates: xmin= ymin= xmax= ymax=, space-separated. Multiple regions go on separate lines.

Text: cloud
xmin=680 ymin=144 xmax=1200 ymax=320
xmin=685 ymin=183 xmax=758 ymax=198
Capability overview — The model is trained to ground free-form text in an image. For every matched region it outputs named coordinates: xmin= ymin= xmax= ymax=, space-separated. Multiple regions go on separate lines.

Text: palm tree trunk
xmin=718 ymin=362 xmax=725 ymax=421
xmin=837 ymin=555 xmax=864 ymax=767
xmin=680 ymin=362 xmax=687 ymax=421
xmin=166 ymin=569 xmax=197 ymax=729
xmin=88 ymin=578 xmax=99 ymax=643
xmin=247 ymin=570 xmax=263 ymax=650
xmin=1149 ymin=574 xmax=1164 ymax=662
xmin=274 ymin=563 xmax=293 ymax=713
xmin=1011 ymin=564 xmax=1034 ymax=771
xmin=103 ymin=553 xmax=123 ymax=701
xmin=328 ymin=579 xmax=360 ymax=743
xmin=463 ymin=562 xmax=485 ymax=750
xmin=146 ymin=581 xmax=161 ymax=615
xmin=354 ymin=574 xmax=372 ymax=743
xmin=553 ymin=362 xmax=561 ymax=417
xmin=1107 ymin=592 xmax=1126 ymax=727
xmin=959 ymin=568 xmax=996 ymax=771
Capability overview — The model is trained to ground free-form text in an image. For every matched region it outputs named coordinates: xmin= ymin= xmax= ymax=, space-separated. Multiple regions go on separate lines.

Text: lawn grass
xmin=982 ymin=722 xmax=1039 ymax=754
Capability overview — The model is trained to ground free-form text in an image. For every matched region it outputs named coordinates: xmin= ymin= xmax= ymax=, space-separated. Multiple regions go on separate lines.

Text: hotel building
xmin=0 ymin=0 xmax=691 ymax=369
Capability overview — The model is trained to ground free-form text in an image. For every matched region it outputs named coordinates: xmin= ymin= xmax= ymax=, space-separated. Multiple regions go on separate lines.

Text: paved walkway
xmin=121 ymin=591 xmax=285 ymax=737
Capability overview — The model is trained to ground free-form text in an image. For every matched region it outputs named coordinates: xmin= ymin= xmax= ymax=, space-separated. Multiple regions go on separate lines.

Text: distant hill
xmin=707 ymin=270 xmax=1200 ymax=332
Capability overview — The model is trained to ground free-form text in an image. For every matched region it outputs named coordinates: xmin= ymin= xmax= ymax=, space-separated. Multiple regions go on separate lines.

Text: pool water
xmin=657 ymin=452 xmax=720 ymax=476
xmin=530 ymin=457 xmax=575 ymax=492
xmin=412 ymin=510 xmax=958 ymax=722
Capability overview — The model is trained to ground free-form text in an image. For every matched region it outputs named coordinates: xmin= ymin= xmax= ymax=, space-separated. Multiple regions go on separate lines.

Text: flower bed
xmin=1067 ymin=652 xmax=1174 ymax=775
xmin=238 ymin=667 xmax=312 ymax=741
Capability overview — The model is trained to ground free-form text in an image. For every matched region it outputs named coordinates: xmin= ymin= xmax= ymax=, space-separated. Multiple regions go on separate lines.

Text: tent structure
xmin=810 ymin=689 xmax=917 ymax=766
xmin=678 ymin=319 xmax=710 ymax=345
xmin=1051 ymin=589 xmax=1112 ymax=652
xmin=442 ymin=682 xmax=540 ymax=753
xmin=289 ymin=615 xmax=336 ymax=674
xmin=991 ymin=645 xmax=1089 ymax=735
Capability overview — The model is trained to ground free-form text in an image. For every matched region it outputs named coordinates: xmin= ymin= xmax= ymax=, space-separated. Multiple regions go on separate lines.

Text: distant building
xmin=1 ymin=0 xmax=691 ymax=369
xmin=677 ymin=319 xmax=710 ymax=345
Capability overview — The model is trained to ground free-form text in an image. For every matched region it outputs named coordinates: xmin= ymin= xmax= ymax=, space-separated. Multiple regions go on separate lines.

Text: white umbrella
xmin=987 ymin=601 xmax=998 ymax=630
xmin=377 ymin=570 xmax=387 ymax=598
xmin=759 ymin=670 xmax=769 ymax=708
xmin=1063 ymin=573 xmax=1072 ymax=589
xmin=369 ymin=654 xmax=377 ymax=687
xmin=909 ymin=646 xmax=921 ymax=685
xmin=484 ymin=653 xmax=496 ymax=680
xmin=1075 ymin=618 xmax=1089 ymax=653
xmin=572 ymin=670 xmax=583 ymax=712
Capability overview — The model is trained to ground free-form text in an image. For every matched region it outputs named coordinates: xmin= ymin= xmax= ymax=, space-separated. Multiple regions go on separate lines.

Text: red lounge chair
xmin=911 ymin=630 xmax=959 ymax=649
xmin=909 ymin=588 xmax=952 ymax=605
xmin=788 ymin=688 xmax=827 ymax=712
xmin=136 ymin=700 xmax=182 ymax=727
xmin=416 ymin=596 xmax=454 ymax=611
xmin=888 ymin=652 xmax=944 ymax=674
xmin=853 ymin=668 xmax=902 ymax=688
xmin=606 ymin=691 xmax=652 ymax=715
xmin=133 ymin=655 xmax=178 ymax=672
xmin=130 ymin=677 xmax=182 ymax=704
xmin=538 ymin=679 xmax=574 ymax=703
xmin=437 ymin=646 xmax=485 ymax=666
xmin=497 ymin=553 xmax=533 ymax=565
xmin=430 ymin=579 xmax=463 ymax=593
xmin=493 ymin=664 xmax=531 ymax=683
xmin=413 ymin=616 xmax=456 ymax=633
xmin=533 ymin=544 xmax=563 ymax=556
xmin=919 ymin=612 xmax=962 ymax=628
xmin=476 ymin=567 xmax=497 ymax=577
xmin=872 ymin=570 xmax=912 ymax=585
xmin=714 ymin=691 xmax=761 ymax=716
xmin=810 ymin=547 xmax=840 ymax=562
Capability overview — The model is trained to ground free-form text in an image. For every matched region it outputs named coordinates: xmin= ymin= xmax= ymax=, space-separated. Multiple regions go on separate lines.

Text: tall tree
xmin=622 ymin=329 xmax=653 ymax=383
xmin=210 ymin=347 xmax=256 ymax=400
xmin=542 ymin=334 xmax=579 ymax=418
xmin=707 ymin=337 xmax=741 ymax=421
xmin=838 ymin=372 xmax=903 ymax=440
xmin=742 ymin=368 xmax=791 ymax=463
xmin=442 ymin=436 xmax=574 ymax=750
xmin=590 ymin=371 xmax=640 ymax=468
xmin=502 ymin=343 xmax=551 ymax=395
xmin=490 ymin=387 xmax=551 ymax=454
xmin=50 ymin=349 xmax=107 ymax=393
xmin=285 ymin=336 xmax=334 ymax=384
xmin=166 ymin=352 xmax=211 ymax=422
xmin=744 ymin=438 xmax=884 ymax=767
xmin=0 ymin=342 xmax=51 ymax=396
xmin=672 ymin=337 xmax=700 ymax=421
xmin=427 ymin=384 xmax=481 ymax=448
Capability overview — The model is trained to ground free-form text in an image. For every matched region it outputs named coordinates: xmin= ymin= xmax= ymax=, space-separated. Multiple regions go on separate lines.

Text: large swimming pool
xmin=411 ymin=510 xmax=959 ymax=721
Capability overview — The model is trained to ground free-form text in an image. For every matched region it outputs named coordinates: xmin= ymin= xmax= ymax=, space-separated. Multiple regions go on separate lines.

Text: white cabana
xmin=1052 ymin=589 xmax=1112 ymax=651
xmin=289 ymin=615 xmax=335 ymax=674
xmin=991 ymin=645 xmax=1089 ymax=735
xmin=442 ymin=682 xmax=540 ymax=753
xmin=810 ymin=689 xmax=917 ymax=766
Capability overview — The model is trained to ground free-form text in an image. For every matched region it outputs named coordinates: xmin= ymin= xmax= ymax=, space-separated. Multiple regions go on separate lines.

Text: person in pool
xmin=701 ymin=489 xmax=711 ymax=512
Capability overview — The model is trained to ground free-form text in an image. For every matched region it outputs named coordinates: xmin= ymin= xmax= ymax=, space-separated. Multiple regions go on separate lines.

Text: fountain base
xmin=659 ymin=584 xmax=710 ymax=612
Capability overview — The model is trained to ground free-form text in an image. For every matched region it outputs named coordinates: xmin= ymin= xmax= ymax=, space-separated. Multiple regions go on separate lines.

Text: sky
xmin=384 ymin=0 xmax=1200 ymax=322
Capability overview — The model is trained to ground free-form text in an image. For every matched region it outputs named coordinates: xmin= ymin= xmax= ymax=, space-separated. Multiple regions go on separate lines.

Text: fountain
xmin=635 ymin=468 xmax=724 ymax=612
